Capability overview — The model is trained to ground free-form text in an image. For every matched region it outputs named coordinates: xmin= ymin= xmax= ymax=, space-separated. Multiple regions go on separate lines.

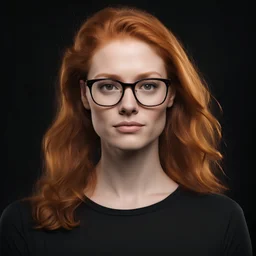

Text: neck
xmin=91 ymin=138 xmax=177 ymax=200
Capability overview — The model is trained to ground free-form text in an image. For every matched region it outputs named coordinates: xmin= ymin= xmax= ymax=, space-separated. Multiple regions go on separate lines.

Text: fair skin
xmin=80 ymin=37 xmax=179 ymax=209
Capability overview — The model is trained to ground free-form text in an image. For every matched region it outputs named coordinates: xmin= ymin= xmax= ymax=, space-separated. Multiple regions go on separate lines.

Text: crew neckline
xmin=83 ymin=185 xmax=182 ymax=216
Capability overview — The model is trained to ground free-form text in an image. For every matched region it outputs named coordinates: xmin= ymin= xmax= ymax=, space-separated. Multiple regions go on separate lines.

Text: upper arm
xmin=0 ymin=202 xmax=30 ymax=256
xmin=222 ymin=202 xmax=253 ymax=256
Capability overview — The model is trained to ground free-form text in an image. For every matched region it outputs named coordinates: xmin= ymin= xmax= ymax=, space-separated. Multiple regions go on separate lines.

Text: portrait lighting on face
xmin=1 ymin=5 xmax=252 ymax=256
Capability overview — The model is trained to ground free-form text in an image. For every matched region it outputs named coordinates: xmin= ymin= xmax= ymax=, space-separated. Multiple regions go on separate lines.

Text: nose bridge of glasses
xmin=121 ymin=82 xmax=137 ymax=100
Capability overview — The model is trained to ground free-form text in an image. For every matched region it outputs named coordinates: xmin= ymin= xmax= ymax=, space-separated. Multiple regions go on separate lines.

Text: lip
xmin=113 ymin=121 xmax=144 ymax=127
xmin=115 ymin=126 xmax=143 ymax=133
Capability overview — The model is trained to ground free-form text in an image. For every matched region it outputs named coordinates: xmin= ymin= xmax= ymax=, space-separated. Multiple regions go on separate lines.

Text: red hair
xmin=22 ymin=5 xmax=229 ymax=230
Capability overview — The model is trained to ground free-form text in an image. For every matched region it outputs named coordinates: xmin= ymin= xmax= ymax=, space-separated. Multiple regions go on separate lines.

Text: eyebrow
xmin=94 ymin=71 xmax=163 ymax=80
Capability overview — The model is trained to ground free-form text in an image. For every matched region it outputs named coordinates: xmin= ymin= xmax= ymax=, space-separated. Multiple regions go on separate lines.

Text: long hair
xmin=22 ymin=5 xmax=229 ymax=231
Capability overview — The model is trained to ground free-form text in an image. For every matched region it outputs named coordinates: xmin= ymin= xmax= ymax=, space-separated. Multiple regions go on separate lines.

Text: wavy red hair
xmin=22 ymin=5 xmax=229 ymax=230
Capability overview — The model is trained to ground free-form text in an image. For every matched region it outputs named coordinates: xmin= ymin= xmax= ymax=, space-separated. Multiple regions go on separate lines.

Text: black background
xmin=5 ymin=0 xmax=254 ymax=250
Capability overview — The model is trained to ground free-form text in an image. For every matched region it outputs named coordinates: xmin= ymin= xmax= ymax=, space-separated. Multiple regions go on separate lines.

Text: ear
xmin=167 ymin=86 xmax=176 ymax=108
xmin=80 ymin=80 xmax=91 ymax=110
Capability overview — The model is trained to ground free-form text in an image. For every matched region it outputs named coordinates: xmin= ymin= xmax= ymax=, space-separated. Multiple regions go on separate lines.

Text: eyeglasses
xmin=81 ymin=78 xmax=171 ymax=107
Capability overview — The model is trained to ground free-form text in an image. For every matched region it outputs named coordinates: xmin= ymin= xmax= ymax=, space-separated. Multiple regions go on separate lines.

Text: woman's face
xmin=80 ymin=38 xmax=175 ymax=151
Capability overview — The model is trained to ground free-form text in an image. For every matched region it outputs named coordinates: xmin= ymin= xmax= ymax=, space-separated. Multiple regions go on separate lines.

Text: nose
xmin=118 ymin=86 xmax=139 ymax=114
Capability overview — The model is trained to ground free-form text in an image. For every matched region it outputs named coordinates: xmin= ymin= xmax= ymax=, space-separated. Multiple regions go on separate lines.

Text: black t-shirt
xmin=0 ymin=186 xmax=253 ymax=255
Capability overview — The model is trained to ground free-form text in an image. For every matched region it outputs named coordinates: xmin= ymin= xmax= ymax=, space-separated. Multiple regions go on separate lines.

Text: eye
xmin=140 ymin=83 xmax=158 ymax=90
xmin=101 ymin=84 xmax=113 ymax=90
xmin=99 ymin=83 xmax=120 ymax=91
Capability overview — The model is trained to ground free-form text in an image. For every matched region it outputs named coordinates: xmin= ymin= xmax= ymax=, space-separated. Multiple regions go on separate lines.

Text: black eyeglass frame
xmin=81 ymin=77 xmax=172 ymax=107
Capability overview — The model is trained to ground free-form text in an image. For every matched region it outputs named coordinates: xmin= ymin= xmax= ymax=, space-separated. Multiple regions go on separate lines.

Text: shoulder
xmin=178 ymin=188 xmax=250 ymax=239
xmin=179 ymin=188 xmax=244 ymax=218
xmin=1 ymin=199 xmax=31 ymax=218
xmin=178 ymin=189 xmax=253 ymax=254
xmin=201 ymin=192 xmax=242 ymax=211
xmin=0 ymin=199 xmax=32 ymax=228
xmin=0 ymin=200 xmax=35 ymax=255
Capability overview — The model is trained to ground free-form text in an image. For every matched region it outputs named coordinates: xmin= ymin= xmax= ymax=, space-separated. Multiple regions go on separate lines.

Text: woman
xmin=0 ymin=5 xmax=252 ymax=255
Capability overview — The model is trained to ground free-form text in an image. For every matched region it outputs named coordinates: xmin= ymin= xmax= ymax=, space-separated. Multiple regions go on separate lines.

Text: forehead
xmin=88 ymin=38 xmax=167 ymax=80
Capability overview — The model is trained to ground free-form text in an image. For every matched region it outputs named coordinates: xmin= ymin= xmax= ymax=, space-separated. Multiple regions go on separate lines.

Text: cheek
xmin=152 ymin=111 xmax=167 ymax=133
xmin=89 ymin=106 xmax=118 ymax=139
xmin=90 ymin=108 xmax=107 ymax=137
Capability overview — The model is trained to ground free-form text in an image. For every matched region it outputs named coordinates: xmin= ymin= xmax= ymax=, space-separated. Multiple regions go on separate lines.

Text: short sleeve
xmin=0 ymin=201 xmax=30 ymax=256
xmin=223 ymin=202 xmax=253 ymax=256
